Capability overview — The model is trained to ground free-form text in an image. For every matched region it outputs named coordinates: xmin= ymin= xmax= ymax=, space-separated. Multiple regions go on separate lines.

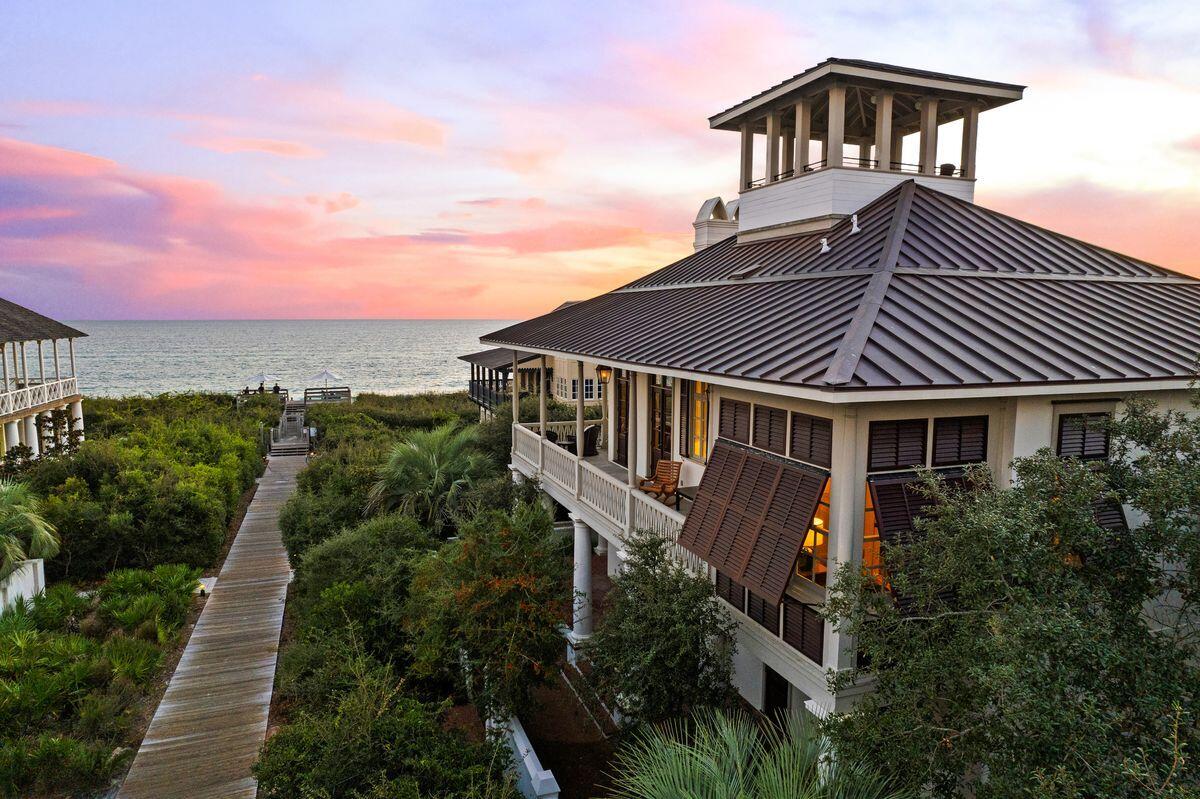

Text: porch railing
xmin=0 ymin=377 xmax=79 ymax=417
xmin=540 ymin=436 xmax=578 ymax=493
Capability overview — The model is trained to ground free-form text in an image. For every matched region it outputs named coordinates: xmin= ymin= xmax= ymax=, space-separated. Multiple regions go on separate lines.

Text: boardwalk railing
xmin=512 ymin=422 xmax=688 ymax=562
xmin=0 ymin=377 xmax=78 ymax=417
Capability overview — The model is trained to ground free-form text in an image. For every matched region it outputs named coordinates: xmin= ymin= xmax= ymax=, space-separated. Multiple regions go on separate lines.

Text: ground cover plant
xmin=0 ymin=564 xmax=201 ymax=797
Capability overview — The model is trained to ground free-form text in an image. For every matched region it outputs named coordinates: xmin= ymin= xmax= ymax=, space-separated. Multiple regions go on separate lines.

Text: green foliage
xmin=584 ymin=533 xmax=736 ymax=725
xmin=475 ymin=395 xmax=600 ymax=468
xmin=405 ymin=501 xmax=568 ymax=721
xmin=304 ymin=391 xmax=478 ymax=435
xmin=0 ymin=565 xmax=197 ymax=796
xmin=367 ymin=422 xmax=492 ymax=534
xmin=0 ymin=480 xmax=58 ymax=581
xmin=609 ymin=709 xmax=914 ymax=799
xmin=254 ymin=658 xmax=517 ymax=799
xmin=825 ymin=442 xmax=1200 ymax=798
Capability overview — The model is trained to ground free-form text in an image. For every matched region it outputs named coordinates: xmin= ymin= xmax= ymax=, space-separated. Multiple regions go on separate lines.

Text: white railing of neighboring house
xmin=488 ymin=716 xmax=560 ymax=799
xmin=513 ymin=423 xmax=690 ymax=563
xmin=0 ymin=378 xmax=79 ymax=418
xmin=0 ymin=559 xmax=45 ymax=612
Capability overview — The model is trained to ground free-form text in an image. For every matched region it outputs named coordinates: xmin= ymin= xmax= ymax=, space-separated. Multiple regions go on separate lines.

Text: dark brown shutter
xmin=746 ymin=590 xmax=778 ymax=633
xmin=868 ymin=419 xmax=928 ymax=472
xmin=932 ymin=415 xmax=988 ymax=467
xmin=1057 ymin=413 xmax=1110 ymax=461
xmin=790 ymin=413 xmax=832 ymax=468
xmin=782 ymin=597 xmax=824 ymax=664
xmin=719 ymin=398 xmax=751 ymax=444
xmin=678 ymin=439 xmax=828 ymax=605
xmin=868 ymin=470 xmax=967 ymax=546
xmin=715 ymin=569 xmax=745 ymax=610
xmin=752 ymin=405 xmax=788 ymax=454
xmin=1093 ymin=497 xmax=1128 ymax=532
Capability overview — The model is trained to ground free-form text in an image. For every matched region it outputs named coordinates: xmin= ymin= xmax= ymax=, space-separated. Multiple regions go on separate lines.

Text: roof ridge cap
xmin=820 ymin=181 xmax=916 ymax=385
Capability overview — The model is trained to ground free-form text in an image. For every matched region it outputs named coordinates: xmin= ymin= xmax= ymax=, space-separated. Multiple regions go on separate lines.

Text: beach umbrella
xmin=309 ymin=368 xmax=342 ymax=387
xmin=244 ymin=372 xmax=278 ymax=386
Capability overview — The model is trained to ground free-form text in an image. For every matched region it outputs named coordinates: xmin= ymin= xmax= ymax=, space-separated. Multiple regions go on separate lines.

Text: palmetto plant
xmin=0 ymin=480 xmax=58 ymax=581
xmin=367 ymin=423 xmax=488 ymax=533
xmin=609 ymin=710 xmax=915 ymax=799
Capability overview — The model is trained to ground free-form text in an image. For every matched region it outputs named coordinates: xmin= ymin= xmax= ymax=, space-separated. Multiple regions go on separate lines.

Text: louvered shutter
xmin=932 ymin=415 xmax=988 ymax=467
xmin=1057 ymin=413 xmax=1110 ymax=461
xmin=868 ymin=470 xmax=967 ymax=546
xmin=868 ymin=419 xmax=928 ymax=472
xmin=719 ymin=399 xmax=751 ymax=443
xmin=790 ymin=413 xmax=832 ymax=468
xmin=715 ymin=570 xmax=746 ymax=610
xmin=746 ymin=590 xmax=778 ymax=633
xmin=782 ymin=597 xmax=824 ymax=664
xmin=752 ymin=405 xmax=788 ymax=454
xmin=1093 ymin=497 xmax=1128 ymax=532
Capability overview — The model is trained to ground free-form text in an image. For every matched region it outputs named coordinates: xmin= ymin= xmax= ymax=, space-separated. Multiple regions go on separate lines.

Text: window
xmin=718 ymin=398 xmax=751 ymax=443
xmin=582 ymin=378 xmax=603 ymax=401
xmin=867 ymin=419 xmax=928 ymax=472
xmin=679 ymin=380 xmax=710 ymax=460
xmin=932 ymin=415 xmax=988 ymax=466
xmin=790 ymin=413 xmax=832 ymax=468
xmin=862 ymin=483 xmax=883 ymax=584
xmin=793 ymin=479 xmax=830 ymax=587
xmin=649 ymin=375 xmax=673 ymax=468
xmin=1057 ymin=412 xmax=1110 ymax=461
xmin=752 ymin=405 xmax=788 ymax=454
xmin=554 ymin=375 xmax=573 ymax=400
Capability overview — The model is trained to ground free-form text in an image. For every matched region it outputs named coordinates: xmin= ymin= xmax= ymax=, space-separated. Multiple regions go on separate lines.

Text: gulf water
xmin=67 ymin=320 xmax=517 ymax=397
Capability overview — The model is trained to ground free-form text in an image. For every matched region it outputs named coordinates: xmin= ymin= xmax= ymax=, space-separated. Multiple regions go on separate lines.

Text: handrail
xmin=0 ymin=377 xmax=79 ymax=418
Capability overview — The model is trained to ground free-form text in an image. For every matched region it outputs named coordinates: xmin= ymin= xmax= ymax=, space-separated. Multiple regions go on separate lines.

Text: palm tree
xmin=367 ymin=423 xmax=488 ymax=533
xmin=608 ymin=709 xmax=914 ymax=799
xmin=0 ymin=480 xmax=59 ymax=581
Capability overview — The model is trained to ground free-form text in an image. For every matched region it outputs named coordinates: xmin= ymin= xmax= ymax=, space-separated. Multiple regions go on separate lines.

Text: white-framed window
xmin=554 ymin=375 xmax=573 ymax=400
xmin=582 ymin=378 xmax=603 ymax=401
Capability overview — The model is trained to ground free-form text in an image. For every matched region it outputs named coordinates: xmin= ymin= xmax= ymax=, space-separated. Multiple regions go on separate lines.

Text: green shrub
xmin=0 ymin=733 xmax=129 ymax=797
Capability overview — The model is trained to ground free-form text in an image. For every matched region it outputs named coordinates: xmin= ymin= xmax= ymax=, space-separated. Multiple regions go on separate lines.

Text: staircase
xmin=270 ymin=403 xmax=309 ymax=457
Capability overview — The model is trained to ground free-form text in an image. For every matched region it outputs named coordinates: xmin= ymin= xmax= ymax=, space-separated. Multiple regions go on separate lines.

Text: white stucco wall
xmin=0 ymin=559 xmax=45 ymax=611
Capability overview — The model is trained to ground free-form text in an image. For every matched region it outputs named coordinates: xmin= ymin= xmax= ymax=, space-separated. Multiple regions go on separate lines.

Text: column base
xmin=563 ymin=626 xmax=592 ymax=667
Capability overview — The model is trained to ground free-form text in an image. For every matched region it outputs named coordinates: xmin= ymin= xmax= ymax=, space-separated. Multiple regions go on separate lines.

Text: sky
xmin=1 ymin=0 xmax=1199 ymax=321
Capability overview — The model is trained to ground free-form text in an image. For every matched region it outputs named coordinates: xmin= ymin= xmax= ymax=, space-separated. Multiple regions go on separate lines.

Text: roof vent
xmin=819 ymin=238 xmax=831 ymax=254
xmin=850 ymin=214 xmax=860 ymax=234
xmin=728 ymin=263 xmax=764 ymax=280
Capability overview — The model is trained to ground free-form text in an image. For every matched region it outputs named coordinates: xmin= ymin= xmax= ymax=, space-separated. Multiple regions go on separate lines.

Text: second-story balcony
xmin=0 ymin=377 xmax=81 ymax=418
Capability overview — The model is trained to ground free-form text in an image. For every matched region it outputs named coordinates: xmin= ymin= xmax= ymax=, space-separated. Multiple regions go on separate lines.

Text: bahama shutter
xmin=932 ymin=415 xmax=988 ymax=467
xmin=868 ymin=419 xmax=928 ymax=472
xmin=1057 ymin=412 xmax=1111 ymax=461
xmin=1092 ymin=497 xmax=1128 ymax=533
xmin=752 ymin=405 xmax=788 ymax=454
xmin=718 ymin=398 xmax=751 ymax=443
xmin=678 ymin=439 xmax=827 ymax=605
xmin=790 ymin=413 xmax=832 ymax=468
xmin=782 ymin=596 xmax=824 ymax=664
xmin=715 ymin=569 xmax=746 ymax=611
xmin=867 ymin=470 xmax=967 ymax=547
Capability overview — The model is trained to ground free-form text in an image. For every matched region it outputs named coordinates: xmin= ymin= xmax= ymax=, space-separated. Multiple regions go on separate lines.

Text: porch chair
xmin=639 ymin=459 xmax=682 ymax=507
xmin=563 ymin=424 xmax=600 ymax=457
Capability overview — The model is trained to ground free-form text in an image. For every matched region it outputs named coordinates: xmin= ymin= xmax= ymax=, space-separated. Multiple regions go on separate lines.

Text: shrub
xmin=584 ymin=533 xmax=736 ymax=725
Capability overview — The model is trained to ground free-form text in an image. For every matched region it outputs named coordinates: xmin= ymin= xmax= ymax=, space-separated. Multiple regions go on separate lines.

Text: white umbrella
xmin=244 ymin=372 xmax=278 ymax=386
xmin=309 ymin=368 xmax=343 ymax=387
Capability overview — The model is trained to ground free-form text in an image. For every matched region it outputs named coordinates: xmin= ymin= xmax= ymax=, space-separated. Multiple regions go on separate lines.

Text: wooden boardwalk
xmin=118 ymin=456 xmax=305 ymax=799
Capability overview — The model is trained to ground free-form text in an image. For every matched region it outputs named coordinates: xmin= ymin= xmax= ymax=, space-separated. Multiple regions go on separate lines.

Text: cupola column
xmin=918 ymin=96 xmax=940 ymax=174
xmin=765 ymin=110 xmax=782 ymax=183
xmin=739 ymin=122 xmax=754 ymax=190
xmin=873 ymin=90 xmax=894 ymax=170
xmin=826 ymin=85 xmax=846 ymax=168
xmin=795 ymin=99 xmax=812 ymax=171
xmin=961 ymin=101 xmax=981 ymax=179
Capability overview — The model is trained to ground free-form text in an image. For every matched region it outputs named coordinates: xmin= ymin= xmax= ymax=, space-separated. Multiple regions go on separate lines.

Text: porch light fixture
xmin=596 ymin=364 xmax=613 ymax=385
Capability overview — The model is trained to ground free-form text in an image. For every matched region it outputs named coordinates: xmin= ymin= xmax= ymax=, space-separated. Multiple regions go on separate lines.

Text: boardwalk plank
xmin=117 ymin=455 xmax=304 ymax=799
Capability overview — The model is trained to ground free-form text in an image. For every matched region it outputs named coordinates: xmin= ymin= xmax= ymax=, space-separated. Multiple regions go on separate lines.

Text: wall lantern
xmin=596 ymin=364 xmax=613 ymax=385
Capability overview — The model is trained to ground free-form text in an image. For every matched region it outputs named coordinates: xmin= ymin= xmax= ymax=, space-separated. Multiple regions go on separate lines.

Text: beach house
xmin=480 ymin=59 xmax=1200 ymax=717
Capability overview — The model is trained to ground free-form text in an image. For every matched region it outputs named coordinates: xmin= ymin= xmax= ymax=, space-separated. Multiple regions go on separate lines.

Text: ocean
xmin=67 ymin=320 xmax=517 ymax=398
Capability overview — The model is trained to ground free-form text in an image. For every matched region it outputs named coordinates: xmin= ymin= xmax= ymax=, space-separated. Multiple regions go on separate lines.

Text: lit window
xmin=862 ymin=482 xmax=884 ymax=585
xmin=794 ymin=480 xmax=831 ymax=586
xmin=679 ymin=380 xmax=709 ymax=460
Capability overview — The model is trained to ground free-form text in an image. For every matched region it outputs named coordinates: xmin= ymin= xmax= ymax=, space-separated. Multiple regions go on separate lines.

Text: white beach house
xmin=479 ymin=59 xmax=1200 ymax=717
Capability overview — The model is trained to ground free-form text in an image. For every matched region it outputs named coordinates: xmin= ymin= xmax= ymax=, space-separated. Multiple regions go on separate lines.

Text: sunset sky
xmin=2 ymin=1 xmax=1199 ymax=320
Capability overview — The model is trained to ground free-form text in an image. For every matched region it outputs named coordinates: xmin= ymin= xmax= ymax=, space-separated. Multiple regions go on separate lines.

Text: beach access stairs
xmin=269 ymin=401 xmax=309 ymax=456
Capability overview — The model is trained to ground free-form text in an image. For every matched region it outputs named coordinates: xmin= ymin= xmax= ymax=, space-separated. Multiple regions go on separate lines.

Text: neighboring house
xmin=461 ymin=346 xmax=606 ymax=419
xmin=0 ymin=298 xmax=86 ymax=457
xmin=479 ymin=59 xmax=1200 ymax=718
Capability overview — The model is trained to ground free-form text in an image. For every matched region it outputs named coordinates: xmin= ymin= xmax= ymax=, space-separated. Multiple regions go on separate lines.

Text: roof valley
xmin=820 ymin=181 xmax=916 ymax=386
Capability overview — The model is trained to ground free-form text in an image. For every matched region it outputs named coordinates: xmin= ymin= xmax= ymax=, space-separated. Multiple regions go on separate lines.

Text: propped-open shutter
xmin=719 ymin=399 xmax=751 ymax=443
xmin=1093 ymin=497 xmax=1128 ymax=533
xmin=1058 ymin=413 xmax=1110 ymax=461
xmin=753 ymin=405 xmax=788 ymax=454
xmin=932 ymin=415 xmax=988 ymax=467
xmin=790 ymin=413 xmax=832 ymax=468
xmin=868 ymin=470 xmax=966 ymax=546
xmin=783 ymin=597 xmax=824 ymax=664
xmin=868 ymin=419 xmax=928 ymax=471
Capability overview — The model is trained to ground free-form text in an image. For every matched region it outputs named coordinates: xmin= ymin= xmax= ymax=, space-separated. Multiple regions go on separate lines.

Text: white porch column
xmin=739 ymin=122 xmax=754 ymax=190
xmin=68 ymin=338 xmax=76 ymax=377
xmin=873 ymin=90 xmax=893 ymax=170
xmin=796 ymin=99 xmax=812 ymax=171
xmin=625 ymin=370 xmax=639 ymax=536
xmin=511 ymin=352 xmax=521 ymax=427
xmin=70 ymin=400 xmax=84 ymax=442
xmin=23 ymin=415 xmax=39 ymax=457
xmin=826 ymin=85 xmax=846 ymax=168
xmin=1 ymin=344 xmax=8 ymax=392
xmin=571 ymin=513 xmax=594 ymax=638
xmin=781 ymin=125 xmax=794 ymax=176
xmin=918 ymin=96 xmax=940 ymax=175
xmin=960 ymin=101 xmax=981 ymax=179
xmin=52 ymin=340 xmax=60 ymax=380
xmin=824 ymin=406 xmax=862 ymax=672
xmin=594 ymin=533 xmax=608 ymax=557
xmin=36 ymin=341 xmax=45 ymax=384
xmin=538 ymin=357 xmax=548 ymax=432
xmin=765 ymin=110 xmax=782 ymax=183
xmin=4 ymin=420 xmax=19 ymax=453
xmin=19 ymin=343 xmax=27 ymax=386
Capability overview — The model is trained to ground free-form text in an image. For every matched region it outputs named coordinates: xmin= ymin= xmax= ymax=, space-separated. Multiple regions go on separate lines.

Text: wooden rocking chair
xmin=639 ymin=459 xmax=682 ymax=507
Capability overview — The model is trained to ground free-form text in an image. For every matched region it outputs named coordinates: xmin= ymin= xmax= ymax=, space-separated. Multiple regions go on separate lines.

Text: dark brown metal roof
xmin=482 ymin=181 xmax=1200 ymax=392
xmin=0 ymin=297 xmax=85 ymax=345
xmin=678 ymin=439 xmax=828 ymax=605
xmin=458 ymin=348 xmax=537 ymax=371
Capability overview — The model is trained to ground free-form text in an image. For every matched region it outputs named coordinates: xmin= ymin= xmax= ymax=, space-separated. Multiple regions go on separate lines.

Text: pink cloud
xmin=0 ymin=136 xmax=115 ymax=178
xmin=305 ymin=192 xmax=359 ymax=213
xmin=186 ymin=135 xmax=323 ymax=158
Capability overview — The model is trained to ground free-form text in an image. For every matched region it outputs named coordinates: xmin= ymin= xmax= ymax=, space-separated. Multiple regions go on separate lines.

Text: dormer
xmin=710 ymin=59 xmax=1024 ymax=240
